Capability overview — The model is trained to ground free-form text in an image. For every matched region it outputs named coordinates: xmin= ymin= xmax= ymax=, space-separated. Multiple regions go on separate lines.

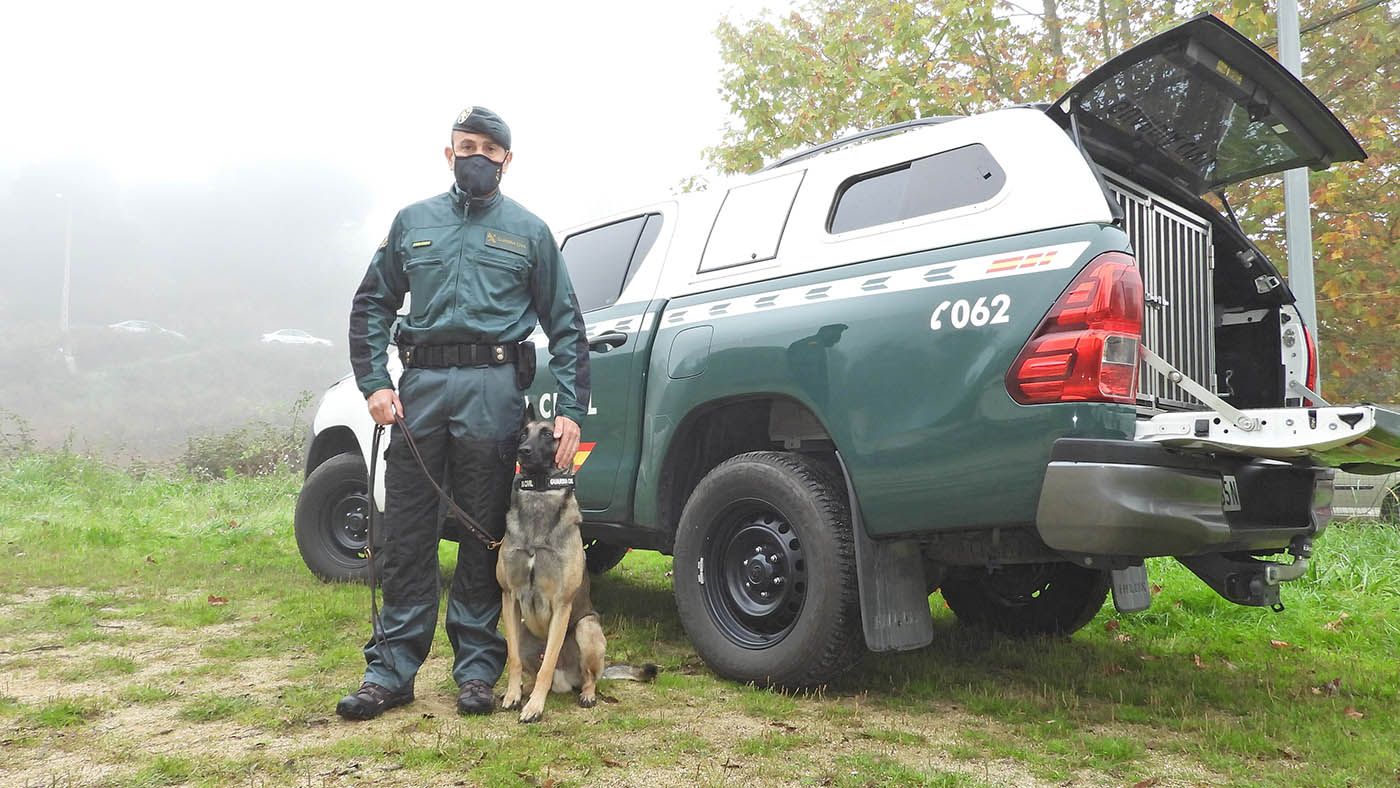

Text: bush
xmin=0 ymin=409 xmax=36 ymax=461
xmin=180 ymin=392 xmax=312 ymax=479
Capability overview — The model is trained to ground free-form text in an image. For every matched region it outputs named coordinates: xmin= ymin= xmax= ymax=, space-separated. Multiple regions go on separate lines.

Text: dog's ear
xmin=524 ymin=397 xmax=538 ymax=423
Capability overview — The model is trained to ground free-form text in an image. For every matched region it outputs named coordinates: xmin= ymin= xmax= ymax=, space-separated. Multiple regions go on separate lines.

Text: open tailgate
xmin=1054 ymin=14 xmax=1366 ymax=194
xmin=1137 ymin=405 xmax=1400 ymax=473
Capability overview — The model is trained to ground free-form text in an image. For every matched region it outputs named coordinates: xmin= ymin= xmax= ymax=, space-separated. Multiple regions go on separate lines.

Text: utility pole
xmin=1277 ymin=0 xmax=1318 ymax=389
xmin=58 ymin=193 xmax=77 ymax=374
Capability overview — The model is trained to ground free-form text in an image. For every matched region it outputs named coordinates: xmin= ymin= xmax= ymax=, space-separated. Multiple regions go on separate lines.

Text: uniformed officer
xmin=338 ymin=106 xmax=590 ymax=720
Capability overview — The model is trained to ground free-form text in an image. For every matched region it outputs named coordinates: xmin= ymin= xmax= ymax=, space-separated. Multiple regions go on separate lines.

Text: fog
xmin=0 ymin=0 xmax=772 ymax=459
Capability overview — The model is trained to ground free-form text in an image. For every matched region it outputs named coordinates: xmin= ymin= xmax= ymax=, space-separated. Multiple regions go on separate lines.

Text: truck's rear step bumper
xmin=1036 ymin=439 xmax=1332 ymax=557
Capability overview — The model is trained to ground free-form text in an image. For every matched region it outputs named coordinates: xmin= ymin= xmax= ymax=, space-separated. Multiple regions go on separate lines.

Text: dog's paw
xmin=518 ymin=697 xmax=545 ymax=723
xmin=500 ymin=690 xmax=522 ymax=710
xmin=577 ymin=693 xmax=597 ymax=709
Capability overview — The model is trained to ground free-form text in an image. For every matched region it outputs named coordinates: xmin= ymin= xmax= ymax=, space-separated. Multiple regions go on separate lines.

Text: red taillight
xmin=1006 ymin=251 xmax=1143 ymax=405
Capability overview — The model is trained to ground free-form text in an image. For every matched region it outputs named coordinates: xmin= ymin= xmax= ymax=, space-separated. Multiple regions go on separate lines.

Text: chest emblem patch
xmin=485 ymin=229 xmax=529 ymax=256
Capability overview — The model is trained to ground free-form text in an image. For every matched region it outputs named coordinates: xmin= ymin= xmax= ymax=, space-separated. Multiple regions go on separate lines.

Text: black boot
xmin=456 ymin=679 xmax=496 ymax=715
xmin=336 ymin=681 xmax=414 ymax=720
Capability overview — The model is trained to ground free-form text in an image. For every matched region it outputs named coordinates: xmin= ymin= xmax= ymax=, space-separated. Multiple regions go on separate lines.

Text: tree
xmin=709 ymin=1 xmax=1398 ymax=402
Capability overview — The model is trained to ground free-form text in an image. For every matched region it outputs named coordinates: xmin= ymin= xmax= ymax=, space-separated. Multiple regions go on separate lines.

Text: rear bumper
xmin=1036 ymin=439 xmax=1333 ymax=557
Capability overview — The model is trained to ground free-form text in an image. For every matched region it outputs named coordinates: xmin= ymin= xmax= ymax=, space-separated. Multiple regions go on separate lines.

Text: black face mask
xmin=454 ymin=153 xmax=503 ymax=199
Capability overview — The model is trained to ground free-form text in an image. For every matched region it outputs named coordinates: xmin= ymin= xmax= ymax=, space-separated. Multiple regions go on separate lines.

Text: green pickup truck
xmin=296 ymin=15 xmax=1400 ymax=688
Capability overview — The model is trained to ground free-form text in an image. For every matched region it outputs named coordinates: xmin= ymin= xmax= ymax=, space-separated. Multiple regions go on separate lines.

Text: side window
xmin=560 ymin=214 xmax=657 ymax=313
xmin=699 ymin=170 xmax=805 ymax=273
xmin=828 ymin=144 xmax=1006 ymax=234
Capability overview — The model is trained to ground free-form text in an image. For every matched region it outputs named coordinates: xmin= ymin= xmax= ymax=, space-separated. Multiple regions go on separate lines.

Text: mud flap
xmin=838 ymin=455 xmax=933 ymax=652
xmin=1110 ymin=565 xmax=1152 ymax=613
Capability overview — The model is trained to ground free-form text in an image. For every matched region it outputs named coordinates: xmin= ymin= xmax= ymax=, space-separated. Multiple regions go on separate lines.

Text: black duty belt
xmin=400 ymin=342 xmax=519 ymax=369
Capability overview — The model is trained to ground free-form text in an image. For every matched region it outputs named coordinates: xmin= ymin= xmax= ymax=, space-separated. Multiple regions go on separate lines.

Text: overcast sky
xmin=3 ymin=0 xmax=779 ymax=245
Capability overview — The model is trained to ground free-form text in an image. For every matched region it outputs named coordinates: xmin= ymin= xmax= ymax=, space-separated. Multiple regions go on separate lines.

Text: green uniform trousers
xmin=364 ymin=363 xmax=522 ymax=691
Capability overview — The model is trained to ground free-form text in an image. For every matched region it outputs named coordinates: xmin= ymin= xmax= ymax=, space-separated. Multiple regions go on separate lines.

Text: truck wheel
xmin=940 ymin=562 xmax=1108 ymax=637
xmin=1381 ymin=486 xmax=1399 ymax=524
xmin=673 ymin=451 xmax=862 ymax=688
xmin=295 ymin=453 xmax=371 ymax=584
xmin=584 ymin=540 xmax=629 ymax=575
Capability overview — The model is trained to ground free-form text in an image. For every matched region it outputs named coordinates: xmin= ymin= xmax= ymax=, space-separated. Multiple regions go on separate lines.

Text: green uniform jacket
xmin=349 ymin=186 xmax=591 ymax=422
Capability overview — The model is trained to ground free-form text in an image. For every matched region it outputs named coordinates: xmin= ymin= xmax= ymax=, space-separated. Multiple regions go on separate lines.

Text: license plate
xmin=1221 ymin=475 xmax=1243 ymax=512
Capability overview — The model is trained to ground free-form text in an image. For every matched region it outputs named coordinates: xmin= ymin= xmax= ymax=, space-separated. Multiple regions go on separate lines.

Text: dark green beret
xmin=452 ymin=106 xmax=511 ymax=150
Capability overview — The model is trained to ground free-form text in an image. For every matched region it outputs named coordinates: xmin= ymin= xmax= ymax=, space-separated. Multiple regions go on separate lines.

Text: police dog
xmin=497 ymin=417 xmax=655 ymax=723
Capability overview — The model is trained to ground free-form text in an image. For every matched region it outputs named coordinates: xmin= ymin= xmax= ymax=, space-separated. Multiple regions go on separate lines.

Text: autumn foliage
xmin=709 ymin=1 xmax=1398 ymax=402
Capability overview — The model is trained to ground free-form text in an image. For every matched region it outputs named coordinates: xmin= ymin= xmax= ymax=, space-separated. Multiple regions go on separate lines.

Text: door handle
xmin=587 ymin=330 xmax=628 ymax=351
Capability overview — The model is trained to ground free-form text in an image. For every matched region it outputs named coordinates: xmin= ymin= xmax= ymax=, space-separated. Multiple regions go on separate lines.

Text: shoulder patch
xmin=484 ymin=229 xmax=529 ymax=256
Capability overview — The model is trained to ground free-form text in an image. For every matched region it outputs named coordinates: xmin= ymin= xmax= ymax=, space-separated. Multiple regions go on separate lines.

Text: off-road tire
xmin=584 ymin=540 xmax=629 ymax=575
xmin=1380 ymin=485 xmax=1399 ymax=525
xmin=940 ymin=562 xmax=1109 ymax=637
xmin=673 ymin=451 xmax=863 ymax=688
xmin=295 ymin=453 xmax=372 ymax=584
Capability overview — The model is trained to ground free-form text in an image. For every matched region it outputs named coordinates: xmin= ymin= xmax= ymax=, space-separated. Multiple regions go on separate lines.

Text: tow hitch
xmin=1177 ymin=537 xmax=1312 ymax=611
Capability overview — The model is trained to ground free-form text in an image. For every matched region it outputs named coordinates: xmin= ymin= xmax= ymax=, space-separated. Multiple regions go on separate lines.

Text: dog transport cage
xmin=1105 ymin=173 xmax=1216 ymax=410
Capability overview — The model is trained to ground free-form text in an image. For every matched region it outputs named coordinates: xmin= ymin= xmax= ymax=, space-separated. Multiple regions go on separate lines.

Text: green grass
xmin=3 ymin=450 xmax=1400 ymax=787
xmin=178 ymin=694 xmax=258 ymax=723
xmin=28 ymin=698 xmax=100 ymax=728
xmin=118 ymin=684 xmax=178 ymax=704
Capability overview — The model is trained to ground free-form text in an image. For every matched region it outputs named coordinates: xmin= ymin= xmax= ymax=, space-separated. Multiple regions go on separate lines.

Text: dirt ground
xmin=0 ymin=588 xmax=1226 ymax=788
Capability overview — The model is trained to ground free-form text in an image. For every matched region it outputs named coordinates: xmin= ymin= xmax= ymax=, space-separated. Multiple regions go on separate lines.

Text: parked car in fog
xmin=260 ymin=329 xmax=332 ymax=347
xmin=107 ymin=320 xmax=186 ymax=339
xmin=1334 ymin=469 xmax=1400 ymax=522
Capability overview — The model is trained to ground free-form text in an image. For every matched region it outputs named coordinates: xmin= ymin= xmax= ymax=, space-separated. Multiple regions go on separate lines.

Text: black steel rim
xmin=328 ymin=486 xmax=370 ymax=556
xmin=700 ymin=500 xmax=807 ymax=649
xmin=981 ymin=564 xmax=1058 ymax=607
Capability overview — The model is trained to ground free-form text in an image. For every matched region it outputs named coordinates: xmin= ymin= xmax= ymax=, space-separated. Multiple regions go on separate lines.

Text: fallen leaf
xmin=1277 ymin=747 xmax=1300 ymax=761
xmin=208 ymin=595 xmax=228 ymax=606
xmin=145 ymin=555 xmax=158 ymax=564
xmin=1317 ymin=677 xmax=1343 ymax=696
xmin=1343 ymin=707 xmax=1365 ymax=719
xmin=601 ymin=757 xmax=624 ymax=768
xmin=1104 ymin=619 xmax=1121 ymax=632
xmin=1324 ymin=613 xmax=1351 ymax=631
xmin=1192 ymin=654 xmax=1205 ymax=669
xmin=1270 ymin=640 xmax=1291 ymax=649
xmin=1114 ymin=633 xmax=1133 ymax=643
xmin=1150 ymin=584 xmax=1163 ymax=594
xmin=1133 ymin=778 xmax=1161 ymax=788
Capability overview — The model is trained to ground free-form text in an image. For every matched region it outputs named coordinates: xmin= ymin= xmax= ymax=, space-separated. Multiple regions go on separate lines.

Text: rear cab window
xmin=699 ymin=170 xmax=805 ymax=273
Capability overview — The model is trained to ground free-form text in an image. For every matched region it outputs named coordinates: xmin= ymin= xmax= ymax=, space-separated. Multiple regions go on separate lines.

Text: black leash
xmin=390 ymin=413 xmax=502 ymax=551
xmin=364 ymin=413 xmax=506 ymax=671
